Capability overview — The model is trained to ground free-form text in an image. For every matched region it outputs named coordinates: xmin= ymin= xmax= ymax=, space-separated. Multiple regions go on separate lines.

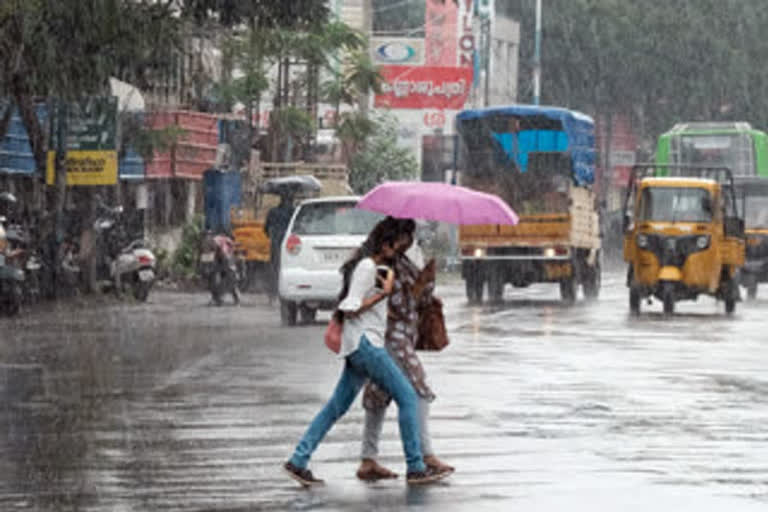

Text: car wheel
xmin=281 ymin=300 xmax=297 ymax=326
xmin=299 ymin=305 xmax=317 ymax=324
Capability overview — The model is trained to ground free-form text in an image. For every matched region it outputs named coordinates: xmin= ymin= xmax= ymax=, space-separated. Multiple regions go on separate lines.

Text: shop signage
xmin=375 ymin=66 xmax=473 ymax=110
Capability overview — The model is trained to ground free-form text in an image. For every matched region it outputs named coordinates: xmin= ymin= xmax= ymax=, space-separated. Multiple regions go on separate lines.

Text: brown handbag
xmin=416 ymin=297 xmax=449 ymax=351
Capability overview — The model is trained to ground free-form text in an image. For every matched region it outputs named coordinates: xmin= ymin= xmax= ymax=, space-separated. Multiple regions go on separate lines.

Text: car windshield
xmin=638 ymin=187 xmax=713 ymax=223
xmin=291 ymin=202 xmax=383 ymax=235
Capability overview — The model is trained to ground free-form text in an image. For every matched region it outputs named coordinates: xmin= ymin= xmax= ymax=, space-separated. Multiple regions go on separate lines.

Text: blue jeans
xmin=290 ymin=336 xmax=426 ymax=473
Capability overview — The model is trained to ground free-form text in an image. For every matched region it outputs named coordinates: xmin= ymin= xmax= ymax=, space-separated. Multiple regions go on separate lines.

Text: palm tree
xmin=342 ymin=51 xmax=383 ymax=114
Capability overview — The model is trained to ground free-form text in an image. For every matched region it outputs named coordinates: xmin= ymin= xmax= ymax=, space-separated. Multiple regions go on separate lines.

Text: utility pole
xmin=533 ymin=0 xmax=542 ymax=105
xmin=482 ymin=17 xmax=491 ymax=107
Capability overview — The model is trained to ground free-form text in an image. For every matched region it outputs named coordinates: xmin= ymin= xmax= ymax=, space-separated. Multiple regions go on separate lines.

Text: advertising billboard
xmin=374 ymin=65 xmax=473 ymax=110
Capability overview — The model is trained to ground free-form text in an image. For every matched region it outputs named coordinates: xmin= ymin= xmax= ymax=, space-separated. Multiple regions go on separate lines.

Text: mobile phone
xmin=376 ymin=265 xmax=391 ymax=286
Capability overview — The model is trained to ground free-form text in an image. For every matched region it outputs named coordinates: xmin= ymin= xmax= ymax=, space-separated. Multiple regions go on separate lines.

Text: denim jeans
xmin=289 ymin=336 xmax=426 ymax=473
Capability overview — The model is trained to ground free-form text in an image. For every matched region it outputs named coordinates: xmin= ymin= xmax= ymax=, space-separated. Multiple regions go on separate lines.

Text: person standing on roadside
xmin=264 ymin=193 xmax=294 ymax=303
xmin=283 ymin=219 xmax=452 ymax=487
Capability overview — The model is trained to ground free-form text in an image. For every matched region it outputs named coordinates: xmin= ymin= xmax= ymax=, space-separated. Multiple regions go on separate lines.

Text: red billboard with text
xmin=374 ymin=65 xmax=473 ymax=110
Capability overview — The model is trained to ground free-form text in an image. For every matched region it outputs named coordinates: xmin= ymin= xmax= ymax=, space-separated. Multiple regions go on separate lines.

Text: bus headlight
xmin=636 ymin=234 xmax=649 ymax=249
xmin=543 ymin=247 xmax=556 ymax=258
xmin=696 ymin=235 xmax=710 ymax=250
xmin=474 ymin=248 xmax=486 ymax=258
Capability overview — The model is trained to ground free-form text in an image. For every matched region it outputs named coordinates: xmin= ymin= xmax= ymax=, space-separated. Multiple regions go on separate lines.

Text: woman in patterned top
xmin=356 ymin=217 xmax=454 ymax=481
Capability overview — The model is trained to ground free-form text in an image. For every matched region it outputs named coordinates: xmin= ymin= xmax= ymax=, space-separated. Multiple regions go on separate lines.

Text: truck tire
xmin=629 ymin=287 xmax=641 ymax=315
xmin=487 ymin=265 xmax=505 ymax=303
xmin=465 ymin=266 xmax=484 ymax=304
xmin=582 ymin=260 xmax=601 ymax=300
xmin=280 ymin=300 xmax=298 ymax=326
xmin=560 ymin=278 xmax=576 ymax=304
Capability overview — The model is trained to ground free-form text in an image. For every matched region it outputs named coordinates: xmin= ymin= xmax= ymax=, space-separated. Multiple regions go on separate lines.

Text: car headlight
xmin=636 ymin=234 xmax=649 ymax=249
xmin=696 ymin=235 xmax=710 ymax=250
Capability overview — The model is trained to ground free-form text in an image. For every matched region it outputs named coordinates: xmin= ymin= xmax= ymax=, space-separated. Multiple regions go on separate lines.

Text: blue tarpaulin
xmin=0 ymin=103 xmax=47 ymax=176
xmin=203 ymin=168 xmax=241 ymax=233
xmin=457 ymin=105 xmax=596 ymax=186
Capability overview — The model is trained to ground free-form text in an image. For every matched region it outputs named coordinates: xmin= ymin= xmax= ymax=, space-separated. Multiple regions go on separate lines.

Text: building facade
xmin=338 ymin=0 xmax=520 ymax=181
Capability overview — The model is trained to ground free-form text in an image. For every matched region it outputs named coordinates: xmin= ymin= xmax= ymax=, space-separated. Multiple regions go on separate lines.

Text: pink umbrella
xmin=356 ymin=181 xmax=519 ymax=225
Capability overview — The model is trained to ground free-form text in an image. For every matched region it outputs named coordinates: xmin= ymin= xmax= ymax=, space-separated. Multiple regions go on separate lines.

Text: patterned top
xmin=363 ymin=253 xmax=436 ymax=410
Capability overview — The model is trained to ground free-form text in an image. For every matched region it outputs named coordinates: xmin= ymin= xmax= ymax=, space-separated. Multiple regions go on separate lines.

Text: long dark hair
xmin=335 ymin=216 xmax=402 ymax=317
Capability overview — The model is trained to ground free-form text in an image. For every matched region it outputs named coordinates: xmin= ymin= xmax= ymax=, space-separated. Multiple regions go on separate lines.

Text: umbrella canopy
xmin=261 ymin=175 xmax=323 ymax=195
xmin=357 ymin=182 xmax=519 ymax=225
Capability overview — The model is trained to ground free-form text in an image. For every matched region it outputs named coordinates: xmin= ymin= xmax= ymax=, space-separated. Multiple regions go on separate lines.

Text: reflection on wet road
xmin=1 ymin=272 xmax=768 ymax=510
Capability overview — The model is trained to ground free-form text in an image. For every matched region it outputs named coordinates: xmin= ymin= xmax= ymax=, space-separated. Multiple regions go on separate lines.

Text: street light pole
xmin=533 ymin=0 xmax=542 ymax=105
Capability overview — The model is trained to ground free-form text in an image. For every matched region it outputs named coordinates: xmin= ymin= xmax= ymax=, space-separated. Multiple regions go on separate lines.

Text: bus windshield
xmin=672 ymin=133 xmax=754 ymax=176
xmin=638 ymin=187 xmax=713 ymax=223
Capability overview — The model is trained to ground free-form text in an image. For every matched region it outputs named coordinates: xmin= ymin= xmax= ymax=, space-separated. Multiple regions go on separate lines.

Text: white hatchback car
xmin=278 ymin=196 xmax=383 ymax=325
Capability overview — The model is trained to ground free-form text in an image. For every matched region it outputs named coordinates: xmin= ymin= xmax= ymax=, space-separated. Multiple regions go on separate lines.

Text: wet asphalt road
xmin=1 ymin=271 xmax=768 ymax=511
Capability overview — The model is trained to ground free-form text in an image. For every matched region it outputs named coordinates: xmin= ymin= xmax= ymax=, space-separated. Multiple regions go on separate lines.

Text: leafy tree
xmin=0 ymin=0 xmax=181 ymax=167
xmin=182 ymin=0 xmax=330 ymax=30
xmin=348 ymin=114 xmax=419 ymax=194
xmin=510 ymin=0 xmax=768 ymax=143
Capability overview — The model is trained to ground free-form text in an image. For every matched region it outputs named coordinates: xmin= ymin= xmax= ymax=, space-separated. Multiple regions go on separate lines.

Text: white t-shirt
xmin=337 ymin=257 xmax=388 ymax=357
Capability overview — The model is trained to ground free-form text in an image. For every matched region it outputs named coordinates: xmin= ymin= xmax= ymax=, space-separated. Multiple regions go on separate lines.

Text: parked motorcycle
xmin=0 ymin=215 xmax=24 ymax=315
xmin=4 ymin=223 xmax=45 ymax=304
xmin=200 ymin=232 xmax=241 ymax=306
xmin=93 ymin=204 xmax=157 ymax=302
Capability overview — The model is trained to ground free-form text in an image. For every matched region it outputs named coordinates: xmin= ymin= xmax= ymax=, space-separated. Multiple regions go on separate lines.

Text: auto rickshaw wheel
xmin=661 ymin=283 xmax=675 ymax=315
xmin=629 ymin=287 xmax=641 ymax=315
xmin=724 ymin=279 xmax=738 ymax=314
xmin=743 ymin=274 xmax=758 ymax=300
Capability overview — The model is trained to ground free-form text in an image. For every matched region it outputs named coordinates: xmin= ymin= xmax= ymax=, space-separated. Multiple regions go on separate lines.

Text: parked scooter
xmin=200 ymin=231 xmax=241 ymax=306
xmin=93 ymin=204 xmax=157 ymax=301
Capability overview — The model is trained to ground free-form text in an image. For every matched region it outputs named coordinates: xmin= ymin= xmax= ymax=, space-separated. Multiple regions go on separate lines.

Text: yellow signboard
xmin=46 ymin=150 xmax=118 ymax=186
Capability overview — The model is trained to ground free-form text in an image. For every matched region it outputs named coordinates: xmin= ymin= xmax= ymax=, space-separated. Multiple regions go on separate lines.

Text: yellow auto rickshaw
xmin=734 ymin=177 xmax=768 ymax=299
xmin=622 ymin=164 xmax=745 ymax=315
xmin=229 ymin=175 xmax=323 ymax=292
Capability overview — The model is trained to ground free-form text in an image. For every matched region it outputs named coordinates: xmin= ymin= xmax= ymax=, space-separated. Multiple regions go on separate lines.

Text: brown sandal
xmin=356 ymin=460 xmax=399 ymax=481
xmin=424 ymin=455 xmax=455 ymax=474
